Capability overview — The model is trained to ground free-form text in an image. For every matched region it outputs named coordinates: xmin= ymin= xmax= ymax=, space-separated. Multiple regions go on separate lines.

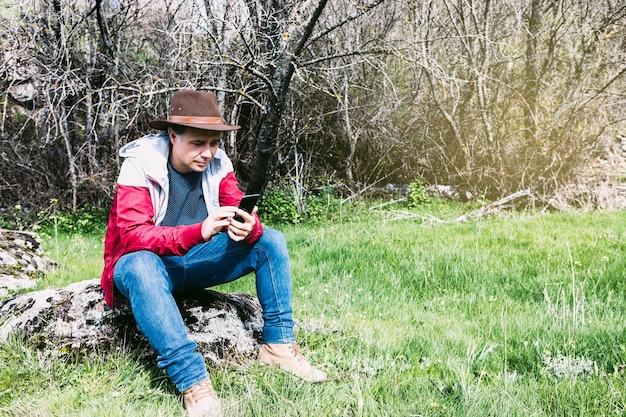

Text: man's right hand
xmin=201 ymin=206 xmax=237 ymax=240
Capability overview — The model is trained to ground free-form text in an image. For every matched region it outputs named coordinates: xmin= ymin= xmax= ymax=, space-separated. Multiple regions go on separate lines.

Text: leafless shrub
xmin=0 ymin=0 xmax=624 ymax=216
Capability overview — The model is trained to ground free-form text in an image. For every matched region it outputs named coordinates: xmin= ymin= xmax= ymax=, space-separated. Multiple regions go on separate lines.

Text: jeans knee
xmin=258 ymin=228 xmax=288 ymax=256
xmin=114 ymin=251 xmax=168 ymax=294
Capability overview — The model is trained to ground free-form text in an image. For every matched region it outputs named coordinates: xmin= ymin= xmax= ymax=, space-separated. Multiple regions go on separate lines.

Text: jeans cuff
xmin=177 ymin=371 xmax=211 ymax=393
xmin=262 ymin=326 xmax=296 ymax=345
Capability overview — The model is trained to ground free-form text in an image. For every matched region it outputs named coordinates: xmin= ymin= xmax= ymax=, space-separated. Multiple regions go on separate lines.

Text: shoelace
xmin=184 ymin=380 xmax=217 ymax=404
xmin=289 ymin=343 xmax=303 ymax=362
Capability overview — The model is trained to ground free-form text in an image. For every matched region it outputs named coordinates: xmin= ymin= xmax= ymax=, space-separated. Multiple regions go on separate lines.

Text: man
xmin=101 ymin=90 xmax=326 ymax=417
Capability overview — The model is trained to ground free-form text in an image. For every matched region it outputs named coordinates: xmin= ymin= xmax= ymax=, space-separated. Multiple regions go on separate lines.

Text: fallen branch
xmin=372 ymin=190 xmax=534 ymax=224
xmin=455 ymin=189 xmax=533 ymax=222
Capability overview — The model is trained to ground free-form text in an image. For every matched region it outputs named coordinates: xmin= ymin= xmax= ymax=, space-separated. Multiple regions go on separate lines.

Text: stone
xmin=0 ymin=278 xmax=264 ymax=365
xmin=0 ymin=229 xmax=51 ymax=297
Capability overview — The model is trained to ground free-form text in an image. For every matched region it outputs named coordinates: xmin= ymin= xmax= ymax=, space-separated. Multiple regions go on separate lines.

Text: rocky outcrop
xmin=0 ymin=229 xmax=51 ymax=297
xmin=0 ymin=279 xmax=264 ymax=365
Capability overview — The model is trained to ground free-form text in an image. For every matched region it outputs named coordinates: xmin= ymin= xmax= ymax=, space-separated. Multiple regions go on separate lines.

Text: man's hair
xmin=169 ymin=124 xmax=187 ymax=138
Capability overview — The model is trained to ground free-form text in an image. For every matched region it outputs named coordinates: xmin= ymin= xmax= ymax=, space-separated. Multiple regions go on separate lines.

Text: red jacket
xmin=101 ymin=133 xmax=262 ymax=307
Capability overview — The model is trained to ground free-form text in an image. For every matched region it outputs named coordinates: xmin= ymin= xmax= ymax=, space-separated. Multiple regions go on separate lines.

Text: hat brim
xmin=149 ymin=119 xmax=241 ymax=132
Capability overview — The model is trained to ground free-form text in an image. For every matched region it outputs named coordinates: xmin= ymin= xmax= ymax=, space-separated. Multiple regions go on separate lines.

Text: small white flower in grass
xmin=543 ymin=353 xmax=597 ymax=379
xmin=503 ymin=370 xmax=519 ymax=384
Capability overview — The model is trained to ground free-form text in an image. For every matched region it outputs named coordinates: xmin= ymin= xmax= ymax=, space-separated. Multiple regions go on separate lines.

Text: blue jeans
xmin=113 ymin=227 xmax=296 ymax=392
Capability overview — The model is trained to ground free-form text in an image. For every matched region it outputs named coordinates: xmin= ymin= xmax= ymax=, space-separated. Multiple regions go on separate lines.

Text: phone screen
xmin=233 ymin=194 xmax=260 ymax=222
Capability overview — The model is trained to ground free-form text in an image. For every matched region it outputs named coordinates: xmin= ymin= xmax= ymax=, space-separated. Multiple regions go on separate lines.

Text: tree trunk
xmin=524 ymin=0 xmax=542 ymax=144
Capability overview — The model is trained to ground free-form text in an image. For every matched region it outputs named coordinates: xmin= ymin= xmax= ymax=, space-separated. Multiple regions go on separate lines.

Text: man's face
xmin=168 ymin=127 xmax=221 ymax=173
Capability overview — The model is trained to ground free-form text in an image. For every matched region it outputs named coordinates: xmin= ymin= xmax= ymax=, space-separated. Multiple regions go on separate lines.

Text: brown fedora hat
xmin=149 ymin=90 xmax=240 ymax=131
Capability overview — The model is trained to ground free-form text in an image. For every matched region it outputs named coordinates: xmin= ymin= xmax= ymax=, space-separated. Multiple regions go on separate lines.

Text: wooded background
xmin=1 ymin=0 xmax=624 ymax=214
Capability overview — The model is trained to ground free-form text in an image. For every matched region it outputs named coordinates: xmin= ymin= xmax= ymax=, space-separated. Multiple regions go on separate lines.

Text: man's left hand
xmin=227 ymin=207 xmax=257 ymax=242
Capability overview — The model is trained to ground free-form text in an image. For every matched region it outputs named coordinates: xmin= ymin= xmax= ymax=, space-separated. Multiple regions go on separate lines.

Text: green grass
xmin=36 ymin=231 xmax=105 ymax=288
xmin=3 ymin=207 xmax=626 ymax=416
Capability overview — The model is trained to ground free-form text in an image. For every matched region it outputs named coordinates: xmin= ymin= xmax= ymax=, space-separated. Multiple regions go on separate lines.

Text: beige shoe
xmin=259 ymin=342 xmax=327 ymax=383
xmin=183 ymin=378 xmax=222 ymax=417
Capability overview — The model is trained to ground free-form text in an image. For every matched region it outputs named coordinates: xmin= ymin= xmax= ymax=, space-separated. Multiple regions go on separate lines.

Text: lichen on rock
xmin=0 ymin=229 xmax=52 ymax=297
xmin=0 ymin=279 xmax=264 ymax=365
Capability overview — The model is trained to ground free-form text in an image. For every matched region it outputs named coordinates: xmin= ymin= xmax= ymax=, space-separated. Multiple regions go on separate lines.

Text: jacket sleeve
xmin=219 ymin=172 xmax=264 ymax=243
xmin=115 ymin=184 xmax=205 ymax=256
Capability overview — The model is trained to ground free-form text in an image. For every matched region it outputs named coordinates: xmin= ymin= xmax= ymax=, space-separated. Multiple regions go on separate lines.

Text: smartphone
xmin=233 ymin=193 xmax=260 ymax=222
